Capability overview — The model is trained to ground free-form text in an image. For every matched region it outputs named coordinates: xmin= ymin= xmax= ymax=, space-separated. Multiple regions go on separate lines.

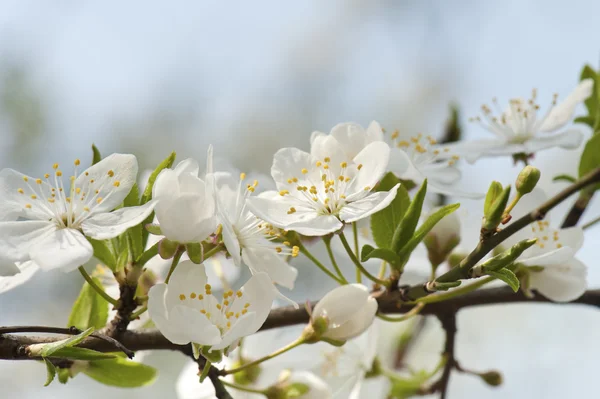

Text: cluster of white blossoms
xmin=0 ymin=77 xmax=594 ymax=397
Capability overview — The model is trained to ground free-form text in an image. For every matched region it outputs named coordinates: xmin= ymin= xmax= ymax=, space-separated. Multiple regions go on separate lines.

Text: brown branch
xmin=2 ymin=286 xmax=600 ymax=360
xmin=432 ymin=313 xmax=457 ymax=399
xmin=561 ymin=188 xmax=595 ymax=228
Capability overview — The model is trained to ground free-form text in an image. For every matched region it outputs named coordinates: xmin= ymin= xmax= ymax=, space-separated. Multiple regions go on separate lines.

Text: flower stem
xmin=199 ymin=359 xmax=211 ymax=382
xmin=410 ymin=276 xmax=495 ymax=305
xmin=377 ymin=303 xmax=424 ymax=322
xmin=324 ymin=239 xmax=348 ymax=284
xmin=78 ymin=266 xmax=119 ymax=306
xmin=136 ymin=241 xmax=159 ymax=268
xmin=352 ymin=222 xmax=362 ymax=283
xmin=165 ymin=248 xmax=184 ymax=284
xmin=220 ymin=379 xmax=267 ymax=395
xmin=296 ymin=241 xmax=343 ymax=284
xmin=129 ymin=305 xmax=147 ymax=320
xmin=339 ymin=232 xmax=389 ymax=287
xmin=378 ymin=260 xmax=387 ymax=280
xmin=223 ymin=338 xmax=305 ymax=375
xmin=203 ymin=244 xmax=224 ymax=262
xmin=583 ymin=214 xmax=600 ymax=230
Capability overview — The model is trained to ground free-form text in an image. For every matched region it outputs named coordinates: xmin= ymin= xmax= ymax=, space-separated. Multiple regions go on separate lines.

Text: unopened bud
xmin=516 ymin=166 xmax=541 ymax=196
xmin=480 ymin=370 xmax=503 ymax=387
xmin=232 ymin=360 xmax=262 ymax=385
xmin=482 ymin=183 xmax=511 ymax=232
xmin=424 ymin=207 xmax=461 ymax=267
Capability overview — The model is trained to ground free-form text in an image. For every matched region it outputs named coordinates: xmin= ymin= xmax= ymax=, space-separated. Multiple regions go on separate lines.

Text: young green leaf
xmin=391 ymin=179 xmax=427 ymax=253
xmin=88 ymin=239 xmax=116 ymax=271
xmin=482 ymin=185 xmax=510 ymax=231
xmin=483 ymin=181 xmax=503 ymax=215
xmin=83 ymin=357 xmax=157 ymax=388
xmin=68 ymin=277 xmax=109 ymax=330
xmin=41 ymin=327 xmax=95 ymax=358
xmin=49 ymin=347 xmax=116 ymax=361
xmin=396 ymin=203 xmax=460 ymax=265
xmin=360 ymin=244 xmax=402 ymax=265
xmin=91 ymin=144 xmax=102 ymax=165
xmin=371 ymin=172 xmax=410 ymax=249
xmin=579 ymin=134 xmax=600 ymax=191
xmin=487 ymin=269 xmax=520 ymax=292
xmin=44 ymin=359 xmax=57 ymax=387
xmin=115 ymin=245 xmax=130 ymax=273
xmin=580 ymin=65 xmax=598 ymax=120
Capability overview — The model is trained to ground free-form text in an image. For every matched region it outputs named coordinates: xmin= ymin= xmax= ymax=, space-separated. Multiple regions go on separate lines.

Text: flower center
xmin=178 ymin=285 xmax=251 ymax=334
xmin=530 ymin=221 xmax=564 ymax=250
xmin=16 ymin=159 xmax=120 ymax=229
xmin=385 ymin=131 xmax=459 ymax=167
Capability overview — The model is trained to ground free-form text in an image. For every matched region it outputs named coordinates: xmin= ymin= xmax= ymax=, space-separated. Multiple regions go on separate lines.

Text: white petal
xmin=0 ymin=261 xmax=38 ymax=294
xmin=220 ymin=217 xmax=242 ymax=266
xmin=309 ymin=135 xmax=350 ymax=173
xmin=0 ymin=257 xmax=20 ymax=276
xmin=419 ymin=162 xmax=461 ymax=185
xmin=287 ymin=214 xmax=343 ymax=236
xmin=0 ymin=169 xmax=55 ymax=220
xmin=170 ymin=305 xmax=222 ymax=346
xmin=203 ymin=254 xmax=241 ymax=291
xmin=329 ymin=122 xmax=369 ymax=159
xmin=313 ymin=284 xmax=370 ymax=327
xmin=234 ymin=272 xmax=276 ymax=333
xmin=347 ymin=142 xmax=390 ymax=194
xmin=246 ymin=196 xmax=325 ymax=230
xmin=529 ymin=258 xmax=587 ymax=302
xmin=557 ymin=227 xmax=584 ymax=253
xmin=148 ymin=284 xmax=195 ymax=345
xmin=153 ymin=169 xmax=180 ymax=201
xmin=339 ymin=186 xmax=399 ymax=223
xmin=0 ymin=220 xmax=56 ymax=261
xmin=212 ymin=312 xmax=257 ymax=350
xmin=155 ymin=194 xmax=216 ymax=243
xmin=174 ymin=158 xmax=200 ymax=176
xmin=310 ymin=131 xmax=327 ymax=146
xmin=444 ymin=139 xmax=511 ymax=163
xmin=324 ymin=297 xmax=377 ymax=341
xmin=81 ymin=201 xmax=156 ymax=240
xmin=520 ymin=246 xmax=576 ymax=267
xmin=426 ymin=181 xmax=484 ymax=199
xmin=242 ymin=247 xmax=298 ymax=289
xmin=76 ymin=153 xmax=139 ymax=214
xmin=30 ymin=228 xmax=94 ymax=272
xmin=176 ymin=360 xmax=228 ymax=399
xmin=271 ymin=147 xmax=320 ymax=190
xmin=165 ymin=261 xmax=209 ymax=310
xmin=539 ymin=79 xmax=594 ymax=132
xmin=387 ymin=148 xmax=411 ymax=177
xmin=287 ymin=371 xmax=332 ymax=399
xmin=365 ymin=121 xmax=385 ymax=143
xmin=524 ymin=129 xmax=584 ymax=153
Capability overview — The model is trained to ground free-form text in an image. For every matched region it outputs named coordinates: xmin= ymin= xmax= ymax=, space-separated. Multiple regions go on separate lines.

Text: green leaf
xmin=41 ymin=327 xmax=95 ymax=358
xmin=580 ymin=65 xmax=598 ymax=120
xmin=552 ymin=174 xmax=577 ymax=183
xmin=115 ymin=245 xmax=130 ymax=273
xmin=579 ymin=134 xmax=600 ymax=191
xmin=487 ymin=269 xmax=520 ymax=292
xmin=88 ymin=238 xmax=116 ymax=271
xmin=44 ymin=359 xmax=57 ymax=386
xmin=574 ymin=116 xmax=596 ymax=128
xmin=49 ymin=347 xmax=116 ymax=361
xmin=483 ymin=181 xmax=503 ymax=215
xmin=371 ymin=172 xmax=410 ymax=249
xmin=360 ymin=244 xmax=402 ymax=265
xmin=83 ymin=357 xmax=157 ymax=388
xmin=141 ymin=152 xmax=176 ymax=205
xmin=91 ymin=144 xmax=102 ymax=165
xmin=397 ymin=203 xmax=460 ymax=265
xmin=432 ymin=281 xmax=461 ymax=291
xmin=483 ymin=184 xmax=511 ymax=231
xmin=391 ymin=179 xmax=427 ymax=253
xmin=68 ymin=277 xmax=109 ymax=330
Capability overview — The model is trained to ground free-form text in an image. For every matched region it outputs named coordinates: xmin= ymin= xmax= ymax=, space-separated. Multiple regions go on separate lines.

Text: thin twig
xmin=433 ymin=313 xmax=457 ymax=399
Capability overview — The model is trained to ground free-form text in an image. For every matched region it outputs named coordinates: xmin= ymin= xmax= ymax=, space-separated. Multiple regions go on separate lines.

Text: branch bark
xmin=2 ymin=286 xmax=600 ymax=360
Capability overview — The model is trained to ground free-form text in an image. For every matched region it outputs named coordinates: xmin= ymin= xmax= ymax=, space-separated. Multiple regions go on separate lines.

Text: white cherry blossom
xmin=502 ymin=188 xmax=586 ymax=302
xmin=215 ymin=172 xmax=299 ymax=296
xmin=311 ymin=284 xmax=378 ymax=341
xmin=0 ymin=261 xmax=38 ymax=295
xmin=0 ymin=154 xmax=155 ymax=272
xmin=246 ymin=141 xmax=399 ymax=236
xmin=148 ymin=260 xmax=276 ymax=351
xmin=450 ymin=79 xmax=594 ymax=162
xmin=153 ymin=153 xmax=217 ymax=243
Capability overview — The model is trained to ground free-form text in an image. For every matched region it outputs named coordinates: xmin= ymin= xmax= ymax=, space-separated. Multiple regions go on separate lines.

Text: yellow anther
xmin=205 ymin=284 xmax=212 ymax=291
xmin=235 ymin=312 xmax=240 ymax=318
xmin=292 ymin=177 xmax=298 ymax=183
xmin=240 ymin=172 xmax=246 ymax=180
xmin=556 ymin=243 xmax=562 ymax=248
xmin=83 ymin=206 xmax=89 ymax=211
xmin=324 ymin=198 xmax=330 ymax=204
xmin=287 ymin=207 xmax=296 ymax=214
xmin=292 ymin=246 xmax=299 ymax=257
xmin=275 ymin=247 xmax=282 ymax=253
xmin=66 ymin=197 xmax=71 ymax=203
xmin=287 ymin=178 xmax=293 ymax=184
xmin=17 ymin=188 xmax=24 ymax=194
xmin=216 ymin=304 xmax=222 ymax=310
xmin=340 ymin=194 xmax=346 ymax=199
xmin=364 ymin=186 xmax=371 ymax=191
xmin=433 ymin=150 xmax=440 ymax=155
xmin=279 ymin=189 xmax=289 ymax=196
xmin=96 ymin=197 xmax=103 ymax=204
xmin=323 ymin=164 xmax=329 ymax=170
xmin=357 ymin=164 xmax=363 ymax=170
xmin=179 ymin=294 xmax=186 ymax=301
xmin=227 ymin=321 xmax=231 ymax=328
xmin=242 ymin=309 xmax=248 ymax=315
xmin=316 ymin=161 xmax=322 ymax=167
xmin=30 ymin=195 xmax=37 ymax=200
xmin=391 ymin=130 xmax=399 ymax=140
xmin=301 ymin=168 xmax=308 ymax=174
xmin=113 ymin=181 xmax=120 ymax=187
xmin=224 ymin=300 xmax=229 ymax=306
xmin=190 ymin=292 xmax=197 ymax=299
xmin=283 ymin=241 xmax=291 ymax=246
xmin=198 ymin=294 xmax=204 ymax=300
xmin=74 ymin=159 xmax=81 ymax=166
xmin=415 ymin=145 xmax=427 ymax=154
xmin=397 ymin=140 xmax=410 ymax=147
xmin=44 ymin=173 xmax=50 ymax=179
xmin=52 ymin=163 xmax=59 ymax=170
xmin=56 ymin=170 xmax=63 ymax=177
xmin=324 ymin=157 xmax=331 ymax=162
xmin=543 ymin=236 xmax=548 ymax=241
xmin=236 ymin=290 xmax=243 ymax=298
xmin=75 ymin=188 xmax=81 ymax=194
xmin=107 ymin=170 xmax=115 ymax=177
xmin=340 ymin=162 xmax=347 ymax=168
xmin=253 ymin=180 xmax=258 ymax=187
xmin=244 ymin=303 xmax=250 ymax=308
xmin=247 ymin=185 xmax=255 ymax=192
xmin=34 ymin=178 xmax=42 ymax=185
xmin=200 ymin=309 xmax=206 ymax=314
xmin=22 ymin=176 xmax=29 ymax=182
xmin=90 ymin=179 xmax=95 ymax=183
xmin=25 ymin=204 xmax=32 ymax=209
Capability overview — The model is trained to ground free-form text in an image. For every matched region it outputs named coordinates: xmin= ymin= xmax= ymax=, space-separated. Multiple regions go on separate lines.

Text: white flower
xmin=153 ymin=154 xmax=217 ymax=243
xmin=246 ymin=142 xmax=399 ymax=236
xmin=280 ymin=371 xmax=332 ymax=399
xmin=311 ymin=121 xmax=481 ymax=198
xmin=0 ymin=154 xmax=155 ymax=272
xmin=452 ymin=79 xmax=594 ymax=162
xmin=311 ymin=284 xmax=378 ymax=341
xmin=148 ymin=260 xmax=276 ymax=351
xmin=502 ymin=188 xmax=586 ymax=302
xmin=0 ymin=261 xmax=38 ymax=295
xmin=215 ymin=172 xmax=298 ymax=295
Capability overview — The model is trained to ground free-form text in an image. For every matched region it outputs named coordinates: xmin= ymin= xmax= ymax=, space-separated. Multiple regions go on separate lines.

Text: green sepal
xmin=186 ymin=243 xmax=204 ymax=264
xmin=158 ymin=238 xmax=179 ymax=259
xmin=44 ymin=359 xmax=56 ymax=387
xmin=145 ymin=223 xmax=162 ymax=236
xmin=487 ymin=269 xmax=520 ymax=292
xmin=91 ymin=144 xmax=102 ymax=165
xmin=287 ymin=383 xmax=310 ymax=397
xmin=201 ymin=346 xmax=223 ymax=363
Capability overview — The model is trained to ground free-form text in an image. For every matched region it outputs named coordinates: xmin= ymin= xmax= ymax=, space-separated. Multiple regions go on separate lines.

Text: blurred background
xmin=1 ymin=0 xmax=600 ymax=398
